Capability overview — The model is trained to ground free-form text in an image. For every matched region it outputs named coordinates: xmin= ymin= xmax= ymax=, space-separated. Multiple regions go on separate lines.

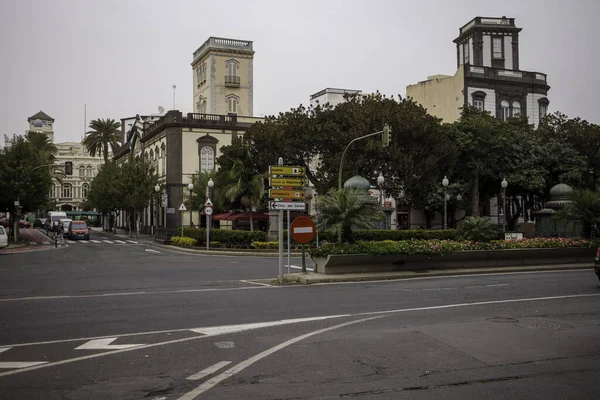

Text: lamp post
xmin=206 ymin=178 xmax=214 ymax=251
xmin=377 ymin=172 xmax=385 ymax=229
xmin=501 ymin=178 xmax=508 ymax=233
xmin=442 ymin=176 xmax=449 ymax=230
xmin=188 ymin=183 xmax=194 ymax=227
xmin=154 ymin=185 xmax=160 ymax=233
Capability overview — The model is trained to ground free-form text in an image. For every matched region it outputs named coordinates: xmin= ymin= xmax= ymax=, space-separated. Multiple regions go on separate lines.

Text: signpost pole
xmin=287 ymin=210 xmax=291 ymax=274
xmin=181 ymin=210 xmax=184 ymax=237
xmin=278 ymin=210 xmax=284 ymax=283
xmin=301 ymin=244 xmax=306 ymax=273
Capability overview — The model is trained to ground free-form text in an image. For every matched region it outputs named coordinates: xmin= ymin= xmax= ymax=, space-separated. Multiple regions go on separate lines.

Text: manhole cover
xmin=487 ymin=317 xmax=519 ymax=323
xmin=528 ymin=322 xmax=573 ymax=330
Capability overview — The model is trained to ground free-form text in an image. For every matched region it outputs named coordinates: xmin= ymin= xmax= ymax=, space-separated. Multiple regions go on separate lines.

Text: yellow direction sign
xmin=269 ymin=189 xmax=306 ymax=200
xmin=269 ymin=177 xmax=307 ymax=187
xmin=269 ymin=166 xmax=306 ymax=176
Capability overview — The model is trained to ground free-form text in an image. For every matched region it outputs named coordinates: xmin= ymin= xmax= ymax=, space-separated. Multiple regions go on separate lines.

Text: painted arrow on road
xmin=75 ymin=337 xmax=144 ymax=350
xmin=0 ymin=347 xmax=48 ymax=369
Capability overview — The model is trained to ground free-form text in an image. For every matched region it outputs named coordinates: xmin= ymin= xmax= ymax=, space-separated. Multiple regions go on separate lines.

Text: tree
xmin=83 ymin=118 xmax=121 ymax=163
xmin=86 ymin=162 xmax=122 ymax=231
xmin=223 ymin=158 xmax=264 ymax=231
xmin=554 ymin=189 xmax=600 ymax=239
xmin=316 ymin=188 xmax=384 ymax=244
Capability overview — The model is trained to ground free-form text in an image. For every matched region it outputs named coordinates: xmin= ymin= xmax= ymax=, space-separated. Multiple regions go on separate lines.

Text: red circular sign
xmin=290 ymin=216 xmax=317 ymax=244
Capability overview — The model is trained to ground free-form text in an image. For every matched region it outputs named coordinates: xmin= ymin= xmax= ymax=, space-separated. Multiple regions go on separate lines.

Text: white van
xmin=47 ymin=211 xmax=67 ymax=231
xmin=0 ymin=225 xmax=8 ymax=248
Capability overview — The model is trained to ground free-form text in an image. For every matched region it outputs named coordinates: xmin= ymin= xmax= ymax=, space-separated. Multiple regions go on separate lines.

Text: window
xmin=512 ymin=100 xmax=521 ymax=117
xmin=492 ymin=37 xmax=503 ymax=59
xmin=200 ymin=98 xmax=206 ymax=114
xmin=86 ymin=166 xmax=93 ymax=177
xmin=200 ymin=146 xmax=215 ymax=172
xmin=463 ymin=42 xmax=470 ymax=64
xmin=471 ymin=91 xmax=486 ymax=111
xmin=65 ymin=161 xmax=73 ymax=175
xmin=226 ymin=60 xmax=238 ymax=77
xmin=154 ymin=146 xmax=159 ymax=170
xmin=61 ymin=183 xmax=72 ymax=198
xmin=197 ymin=63 xmax=207 ymax=87
xmin=227 ymin=96 xmax=238 ymax=114
xmin=82 ymin=183 xmax=89 ymax=198
xmin=49 ymin=185 xmax=56 ymax=198
xmin=79 ymin=165 xmax=85 ymax=177
xmin=500 ymin=100 xmax=510 ymax=121
xmin=538 ymin=98 xmax=549 ymax=119
xmin=161 ymin=144 xmax=166 ymax=175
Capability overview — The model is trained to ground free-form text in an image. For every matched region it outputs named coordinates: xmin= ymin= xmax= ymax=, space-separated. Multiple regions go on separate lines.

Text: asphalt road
xmin=0 ymin=229 xmax=599 ymax=399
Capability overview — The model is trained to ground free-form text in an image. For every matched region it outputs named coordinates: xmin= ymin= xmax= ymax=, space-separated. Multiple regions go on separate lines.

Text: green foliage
xmin=554 ymin=189 xmax=600 ymax=238
xmin=309 ymin=237 xmax=594 ymax=258
xmin=316 ymin=188 xmax=385 ymax=243
xmin=83 ymin=118 xmax=121 ymax=163
xmin=253 ymin=241 xmax=279 ymax=249
xmin=86 ymin=162 xmax=121 ymax=214
xmin=455 ymin=217 xmax=499 ymax=242
xmin=223 ymin=157 xmax=264 ymax=231
xmin=183 ymin=227 xmax=266 ymax=248
xmin=170 ymin=236 xmax=198 ymax=247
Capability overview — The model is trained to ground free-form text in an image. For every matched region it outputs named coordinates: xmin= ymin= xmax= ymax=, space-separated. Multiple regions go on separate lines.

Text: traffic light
xmin=65 ymin=161 xmax=73 ymax=175
xmin=382 ymin=124 xmax=392 ymax=147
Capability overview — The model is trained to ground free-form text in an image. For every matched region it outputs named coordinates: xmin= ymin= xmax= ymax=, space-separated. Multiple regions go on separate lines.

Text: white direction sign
xmin=76 ymin=337 xmax=145 ymax=350
xmin=179 ymin=203 xmax=187 ymax=211
xmin=269 ymin=201 xmax=306 ymax=211
xmin=205 ymin=198 xmax=213 ymax=207
xmin=204 ymin=206 xmax=213 ymax=216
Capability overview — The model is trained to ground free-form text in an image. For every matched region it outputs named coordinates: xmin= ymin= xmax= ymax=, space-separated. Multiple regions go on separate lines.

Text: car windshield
xmin=51 ymin=216 xmax=63 ymax=222
xmin=71 ymin=223 xmax=87 ymax=229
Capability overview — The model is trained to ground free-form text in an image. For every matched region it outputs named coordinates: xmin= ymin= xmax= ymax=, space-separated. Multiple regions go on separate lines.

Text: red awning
xmin=225 ymin=211 xmax=269 ymax=221
xmin=212 ymin=212 xmax=237 ymax=221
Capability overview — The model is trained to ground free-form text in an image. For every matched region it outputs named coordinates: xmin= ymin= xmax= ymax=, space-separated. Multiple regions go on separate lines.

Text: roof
xmin=28 ymin=110 xmax=54 ymax=122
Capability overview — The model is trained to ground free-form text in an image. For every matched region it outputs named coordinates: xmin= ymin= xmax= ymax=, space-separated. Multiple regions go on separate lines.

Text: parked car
xmin=34 ymin=218 xmax=47 ymax=228
xmin=59 ymin=219 xmax=73 ymax=237
xmin=19 ymin=220 xmax=31 ymax=228
xmin=0 ymin=225 xmax=8 ymax=248
xmin=68 ymin=221 xmax=89 ymax=240
xmin=595 ymin=248 xmax=600 ymax=282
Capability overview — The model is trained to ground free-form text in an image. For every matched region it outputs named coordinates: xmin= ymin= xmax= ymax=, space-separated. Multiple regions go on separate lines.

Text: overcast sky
xmin=1 ymin=0 xmax=598 ymax=145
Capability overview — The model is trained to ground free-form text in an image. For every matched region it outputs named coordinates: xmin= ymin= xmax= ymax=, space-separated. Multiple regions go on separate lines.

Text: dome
xmin=343 ymin=175 xmax=371 ymax=191
xmin=549 ymin=183 xmax=573 ymax=201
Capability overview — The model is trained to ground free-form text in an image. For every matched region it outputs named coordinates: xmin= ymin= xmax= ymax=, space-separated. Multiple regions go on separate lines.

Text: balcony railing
xmin=466 ymin=65 xmax=547 ymax=84
xmin=224 ymin=75 xmax=240 ymax=87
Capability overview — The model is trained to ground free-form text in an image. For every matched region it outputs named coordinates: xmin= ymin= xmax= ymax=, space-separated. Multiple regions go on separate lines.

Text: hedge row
xmin=170 ymin=236 xmax=198 ymax=247
xmin=182 ymin=227 xmax=266 ymax=248
xmin=316 ymin=229 xmax=457 ymax=243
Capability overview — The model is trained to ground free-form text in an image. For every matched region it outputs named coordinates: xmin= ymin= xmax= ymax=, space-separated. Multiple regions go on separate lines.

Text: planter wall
xmin=312 ymin=247 xmax=595 ymax=274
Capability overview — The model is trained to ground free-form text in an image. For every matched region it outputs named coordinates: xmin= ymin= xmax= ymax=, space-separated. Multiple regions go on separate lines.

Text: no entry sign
xmin=290 ymin=216 xmax=316 ymax=244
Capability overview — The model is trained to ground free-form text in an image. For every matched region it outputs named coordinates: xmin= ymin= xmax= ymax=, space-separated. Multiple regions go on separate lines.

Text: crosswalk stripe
xmin=29 ymin=242 xmax=37 ymax=245
xmin=91 ymin=240 xmax=101 ymax=243
xmin=103 ymin=240 xmax=114 ymax=244
xmin=114 ymin=240 xmax=127 ymax=244
xmin=126 ymin=240 xmax=138 ymax=244
xmin=67 ymin=240 xmax=76 ymax=244
xmin=42 ymin=242 xmax=51 ymax=245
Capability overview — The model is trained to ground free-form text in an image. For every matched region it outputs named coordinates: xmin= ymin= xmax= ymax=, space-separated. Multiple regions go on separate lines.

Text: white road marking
xmin=75 ymin=337 xmax=144 ymax=350
xmin=67 ymin=241 xmax=76 ymax=244
xmin=177 ymin=316 xmax=383 ymax=399
xmin=29 ymin=242 xmax=37 ymax=245
xmin=0 ymin=348 xmax=10 ymax=354
xmin=214 ymin=341 xmax=235 ymax=349
xmin=102 ymin=240 xmax=114 ymax=244
xmin=239 ymin=280 xmax=273 ymax=287
xmin=1 ymin=293 xmax=599 ymax=379
xmin=91 ymin=240 xmax=101 ymax=244
xmin=186 ymin=361 xmax=231 ymax=381
xmin=126 ymin=240 xmax=138 ymax=244
xmin=288 ymin=265 xmax=314 ymax=272
xmin=0 ymin=361 xmax=48 ymax=369
xmin=42 ymin=242 xmax=51 ymax=244
xmin=115 ymin=240 xmax=127 ymax=244
xmin=0 ymin=286 xmax=268 ymax=303
xmin=145 ymin=249 xmax=161 ymax=253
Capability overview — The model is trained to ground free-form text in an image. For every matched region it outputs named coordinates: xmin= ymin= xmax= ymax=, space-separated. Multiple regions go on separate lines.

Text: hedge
xmin=182 ymin=227 xmax=266 ymax=248
xmin=170 ymin=236 xmax=198 ymax=247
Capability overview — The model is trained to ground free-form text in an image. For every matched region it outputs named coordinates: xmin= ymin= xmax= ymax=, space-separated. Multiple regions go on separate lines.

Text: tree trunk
xmin=127 ymin=210 xmax=132 ymax=238
xmin=249 ymin=200 xmax=254 ymax=231
xmin=471 ymin=171 xmax=480 ymax=217
xmin=135 ymin=211 xmax=140 ymax=239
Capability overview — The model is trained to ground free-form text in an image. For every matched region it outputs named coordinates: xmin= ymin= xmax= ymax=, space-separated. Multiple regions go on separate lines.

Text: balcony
xmin=224 ymin=75 xmax=240 ymax=87
xmin=466 ymin=65 xmax=549 ymax=88
xmin=192 ymin=37 xmax=254 ymax=64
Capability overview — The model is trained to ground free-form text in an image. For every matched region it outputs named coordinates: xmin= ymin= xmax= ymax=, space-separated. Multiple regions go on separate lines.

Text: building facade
xmin=191 ymin=37 xmax=255 ymax=117
xmin=309 ymin=88 xmax=363 ymax=108
xmin=28 ymin=111 xmax=105 ymax=211
xmin=407 ymin=16 xmax=550 ymax=126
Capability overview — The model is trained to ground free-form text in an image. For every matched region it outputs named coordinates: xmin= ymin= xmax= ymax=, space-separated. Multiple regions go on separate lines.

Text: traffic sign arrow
xmin=269 ymin=189 xmax=306 ymax=199
xmin=269 ymin=201 xmax=306 ymax=211
xmin=269 ymin=177 xmax=307 ymax=187
xmin=75 ymin=337 xmax=145 ymax=350
xmin=269 ymin=166 xmax=306 ymax=176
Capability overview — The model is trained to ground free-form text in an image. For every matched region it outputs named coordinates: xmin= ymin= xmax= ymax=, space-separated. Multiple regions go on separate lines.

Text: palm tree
xmin=316 ymin=188 xmax=385 ymax=244
xmin=224 ymin=158 xmax=264 ymax=231
xmin=25 ymin=130 xmax=64 ymax=183
xmin=554 ymin=189 xmax=600 ymax=238
xmin=83 ymin=118 xmax=121 ymax=163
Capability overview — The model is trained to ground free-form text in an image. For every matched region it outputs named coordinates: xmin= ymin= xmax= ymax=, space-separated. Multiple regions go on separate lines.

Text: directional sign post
xmin=290 ymin=216 xmax=317 ymax=273
xmin=179 ymin=203 xmax=187 ymax=237
xmin=268 ymin=189 xmax=306 ymax=200
xmin=269 ymin=177 xmax=307 ymax=187
xmin=269 ymin=166 xmax=305 ymax=176
xmin=269 ymin=201 xmax=306 ymax=211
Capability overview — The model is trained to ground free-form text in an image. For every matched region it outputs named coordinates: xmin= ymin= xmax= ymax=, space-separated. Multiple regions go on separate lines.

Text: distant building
xmin=28 ymin=111 xmax=105 ymax=211
xmin=191 ymin=37 xmax=255 ymax=117
xmin=407 ymin=16 xmax=550 ymax=126
xmin=309 ymin=88 xmax=363 ymax=108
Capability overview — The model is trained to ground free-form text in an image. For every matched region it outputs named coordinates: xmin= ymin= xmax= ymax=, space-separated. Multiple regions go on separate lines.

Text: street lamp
xmin=154 ymin=185 xmax=160 ymax=231
xmin=501 ymin=178 xmax=508 ymax=233
xmin=442 ymin=176 xmax=449 ymax=230
xmin=188 ymin=183 xmax=194 ymax=227
xmin=206 ymin=178 xmax=214 ymax=251
xmin=377 ymin=172 xmax=385 ymax=229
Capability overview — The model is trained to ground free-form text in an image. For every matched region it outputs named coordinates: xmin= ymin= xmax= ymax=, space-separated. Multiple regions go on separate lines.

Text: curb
xmin=146 ymin=242 xmax=305 ymax=257
xmin=282 ymin=263 xmax=591 ymax=284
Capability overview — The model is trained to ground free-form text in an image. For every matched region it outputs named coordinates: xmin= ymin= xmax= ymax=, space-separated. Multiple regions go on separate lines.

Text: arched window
xmin=226 ymin=95 xmax=238 ymax=114
xmin=79 ymin=165 xmax=85 ymax=177
xmin=538 ymin=97 xmax=549 ymax=119
xmin=86 ymin=165 xmax=93 ymax=177
xmin=196 ymin=63 xmax=207 ymax=87
xmin=61 ymin=183 xmax=72 ymax=198
xmin=49 ymin=185 xmax=56 ymax=198
xmin=82 ymin=183 xmax=90 ymax=199
xmin=471 ymin=91 xmax=486 ymax=111
xmin=200 ymin=146 xmax=215 ymax=172
xmin=161 ymin=144 xmax=166 ymax=175
xmin=500 ymin=100 xmax=510 ymax=121
xmin=226 ymin=60 xmax=238 ymax=77
xmin=512 ymin=100 xmax=521 ymax=117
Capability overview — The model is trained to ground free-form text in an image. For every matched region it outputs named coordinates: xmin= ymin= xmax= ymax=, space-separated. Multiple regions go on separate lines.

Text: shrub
xmin=253 ymin=241 xmax=279 ymax=249
xmin=182 ymin=228 xmax=266 ymax=248
xmin=170 ymin=236 xmax=198 ymax=247
xmin=456 ymin=217 xmax=498 ymax=242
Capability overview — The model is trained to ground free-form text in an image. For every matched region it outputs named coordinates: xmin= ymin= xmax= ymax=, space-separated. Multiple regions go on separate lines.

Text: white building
xmin=309 ymin=88 xmax=362 ymax=108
